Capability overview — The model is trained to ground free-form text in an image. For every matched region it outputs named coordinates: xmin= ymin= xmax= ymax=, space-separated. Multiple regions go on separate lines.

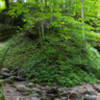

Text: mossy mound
xmin=0 ymin=34 xmax=100 ymax=87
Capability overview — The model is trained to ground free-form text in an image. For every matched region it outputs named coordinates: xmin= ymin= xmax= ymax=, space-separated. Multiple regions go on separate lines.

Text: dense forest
xmin=0 ymin=0 xmax=100 ymax=100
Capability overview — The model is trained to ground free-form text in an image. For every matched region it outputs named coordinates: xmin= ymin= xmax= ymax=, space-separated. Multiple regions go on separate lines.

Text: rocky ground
xmin=1 ymin=80 xmax=100 ymax=100
xmin=0 ymin=40 xmax=100 ymax=100
xmin=0 ymin=68 xmax=100 ymax=100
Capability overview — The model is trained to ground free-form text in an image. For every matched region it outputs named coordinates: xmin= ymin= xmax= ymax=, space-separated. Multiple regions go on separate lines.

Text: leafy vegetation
xmin=0 ymin=0 xmax=100 ymax=87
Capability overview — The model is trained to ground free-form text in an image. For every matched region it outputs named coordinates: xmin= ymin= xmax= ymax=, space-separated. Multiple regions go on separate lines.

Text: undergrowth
xmin=0 ymin=33 xmax=100 ymax=87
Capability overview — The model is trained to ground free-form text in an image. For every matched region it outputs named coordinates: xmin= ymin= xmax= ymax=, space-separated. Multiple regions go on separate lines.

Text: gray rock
xmin=54 ymin=98 xmax=61 ymax=100
xmin=32 ymin=93 xmax=40 ymax=97
xmin=58 ymin=87 xmax=68 ymax=92
xmin=14 ymin=76 xmax=25 ymax=81
xmin=55 ymin=97 xmax=70 ymax=100
xmin=31 ymin=97 xmax=41 ymax=100
xmin=1 ymin=68 xmax=9 ymax=73
xmin=16 ymin=84 xmax=33 ymax=94
xmin=83 ymin=94 xmax=97 ymax=100
xmin=5 ymin=76 xmax=14 ymax=84
xmin=82 ymin=90 xmax=97 ymax=95
xmin=0 ymin=72 xmax=11 ymax=78
xmin=61 ymin=97 xmax=67 ymax=100
xmin=92 ymin=84 xmax=100 ymax=93
xmin=40 ymin=96 xmax=48 ymax=100
xmin=58 ymin=87 xmax=68 ymax=96
xmin=26 ymin=82 xmax=34 ymax=88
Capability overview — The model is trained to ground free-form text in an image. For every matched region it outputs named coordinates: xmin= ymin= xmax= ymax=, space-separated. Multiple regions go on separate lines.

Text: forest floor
xmin=0 ymin=42 xmax=100 ymax=100
xmin=2 ymin=80 xmax=100 ymax=100
xmin=3 ymin=82 xmax=31 ymax=100
xmin=0 ymin=41 xmax=100 ymax=100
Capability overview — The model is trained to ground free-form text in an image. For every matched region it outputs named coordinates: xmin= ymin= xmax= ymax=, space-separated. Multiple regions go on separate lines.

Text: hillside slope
xmin=0 ymin=33 xmax=100 ymax=87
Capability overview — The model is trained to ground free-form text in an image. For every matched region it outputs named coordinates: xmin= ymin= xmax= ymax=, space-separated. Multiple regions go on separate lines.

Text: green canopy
xmin=0 ymin=0 xmax=6 ymax=10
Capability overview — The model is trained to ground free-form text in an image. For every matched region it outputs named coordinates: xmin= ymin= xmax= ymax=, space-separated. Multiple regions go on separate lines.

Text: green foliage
xmin=0 ymin=86 xmax=5 ymax=100
xmin=7 ymin=0 xmax=95 ymax=36
xmin=0 ymin=0 xmax=6 ymax=10
xmin=0 ymin=0 xmax=100 ymax=87
xmin=1 ymin=34 xmax=99 ymax=87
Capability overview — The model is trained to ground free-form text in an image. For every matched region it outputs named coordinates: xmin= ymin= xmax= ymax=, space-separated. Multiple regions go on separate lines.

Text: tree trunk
xmin=45 ymin=0 xmax=47 ymax=7
xmin=5 ymin=0 xmax=9 ymax=9
xmin=80 ymin=0 xmax=86 ymax=49
xmin=41 ymin=21 xmax=45 ymax=39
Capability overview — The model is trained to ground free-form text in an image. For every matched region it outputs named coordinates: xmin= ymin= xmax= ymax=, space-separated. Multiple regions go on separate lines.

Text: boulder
xmin=92 ymin=84 xmax=100 ymax=93
xmin=83 ymin=94 xmax=97 ymax=100
xmin=1 ymin=68 xmax=9 ymax=73
xmin=31 ymin=97 xmax=41 ymax=100
xmin=26 ymin=82 xmax=34 ymax=88
xmin=16 ymin=84 xmax=33 ymax=95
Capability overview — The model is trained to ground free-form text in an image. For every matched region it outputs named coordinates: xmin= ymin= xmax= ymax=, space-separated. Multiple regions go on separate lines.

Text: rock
xmin=46 ymin=88 xmax=59 ymax=99
xmin=14 ymin=76 xmax=25 ymax=81
xmin=55 ymin=97 xmax=67 ymax=100
xmin=35 ymin=84 xmax=43 ymax=89
xmin=83 ymin=94 xmax=97 ymax=100
xmin=40 ymin=96 xmax=48 ymax=100
xmin=92 ymin=84 xmax=100 ymax=93
xmin=58 ymin=87 xmax=68 ymax=96
xmin=26 ymin=82 xmax=34 ymax=88
xmin=47 ymin=88 xmax=58 ymax=95
xmin=5 ymin=76 xmax=14 ymax=84
xmin=58 ymin=87 xmax=67 ymax=92
xmin=32 ymin=93 xmax=40 ymax=97
xmin=32 ymin=87 xmax=41 ymax=93
xmin=60 ymin=97 xmax=67 ymax=100
xmin=72 ymin=88 xmax=82 ymax=93
xmin=1 ymin=68 xmax=9 ymax=73
xmin=16 ymin=84 xmax=33 ymax=95
xmin=82 ymin=90 xmax=97 ymax=95
xmin=0 ymin=72 xmax=11 ymax=79
xmin=66 ymin=90 xmax=81 ymax=100
xmin=54 ymin=98 xmax=61 ymax=100
xmin=31 ymin=97 xmax=41 ymax=100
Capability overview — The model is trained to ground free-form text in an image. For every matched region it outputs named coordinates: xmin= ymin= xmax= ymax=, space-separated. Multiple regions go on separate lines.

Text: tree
xmin=80 ymin=0 xmax=86 ymax=49
xmin=5 ymin=0 xmax=9 ymax=9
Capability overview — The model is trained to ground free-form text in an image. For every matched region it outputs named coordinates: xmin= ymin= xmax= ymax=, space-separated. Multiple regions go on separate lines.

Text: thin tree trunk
xmin=40 ymin=0 xmax=45 ymax=40
xmin=38 ymin=25 xmax=42 ymax=39
xmin=80 ymin=0 xmax=86 ymax=49
xmin=41 ymin=21 xmax=45 ymax=39
xmin=45 ymin=0 xmax=47 ymax=8
xmin=5 ymin=0 xmax=9 ymax=9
